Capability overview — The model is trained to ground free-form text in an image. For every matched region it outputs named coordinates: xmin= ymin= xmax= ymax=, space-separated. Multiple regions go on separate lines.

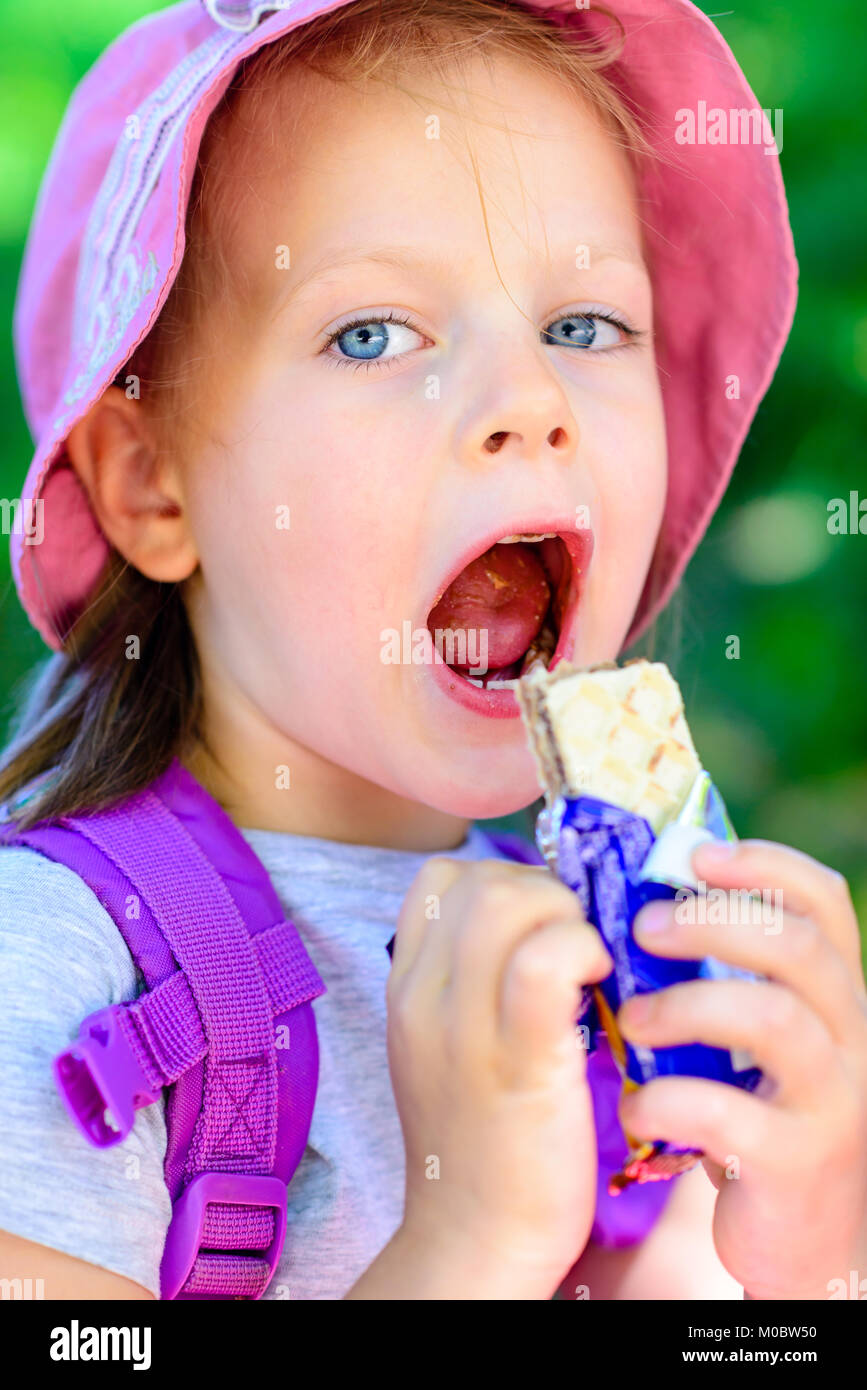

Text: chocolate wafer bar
xmin=516 ymin=657 xmax=764 ymax=1193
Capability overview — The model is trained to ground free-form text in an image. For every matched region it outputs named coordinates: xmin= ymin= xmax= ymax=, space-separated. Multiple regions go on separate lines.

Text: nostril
xmin=483 ymin=431 xmax=508 ymax=453
xmin=483 ymin=426 xmax=569 ymax=454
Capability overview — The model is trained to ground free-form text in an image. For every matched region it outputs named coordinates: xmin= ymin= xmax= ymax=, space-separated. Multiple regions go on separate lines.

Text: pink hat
xmin=11 ymin=0 xmax=797 ymax=652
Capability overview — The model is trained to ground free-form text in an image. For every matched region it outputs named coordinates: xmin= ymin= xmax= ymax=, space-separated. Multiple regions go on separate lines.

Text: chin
xmin=421 ymin=767 xmax=542 ymax=822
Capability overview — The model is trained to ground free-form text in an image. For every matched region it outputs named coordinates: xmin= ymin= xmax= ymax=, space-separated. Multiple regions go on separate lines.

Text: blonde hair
xmin=1 ymin=0 xmax=653 ymax=827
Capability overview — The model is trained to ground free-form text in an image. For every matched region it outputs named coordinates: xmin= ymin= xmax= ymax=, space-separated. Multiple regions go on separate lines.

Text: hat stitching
xmin=65 ymin=27 xmax=249 ymax=412
xmin=203 ymin=0 xmax=300 ymax=34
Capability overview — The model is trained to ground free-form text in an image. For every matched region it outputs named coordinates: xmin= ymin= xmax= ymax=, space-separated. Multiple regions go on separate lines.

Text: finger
xmin=399 ymin=860 xmax=572 ymax=1012
xmin=617 ymin=1074 xmax=782 ymax=1172
xmin=498 ymin=917 xmax=614 ymax=1084
xmin=692 ymin=839 xmax=864 ymax=982
xmin=388 ymin=855 xmax=466 ymax=987
xmin=443 ymin=866 xmax=605 ymax=1061
xmin=617 ymin=978 xmax=838 ymax=1108
xmin=632 ymin=898 xmax=867 ymax=1047
xmin=700 ymin=1154 xmax=728 ymax=1191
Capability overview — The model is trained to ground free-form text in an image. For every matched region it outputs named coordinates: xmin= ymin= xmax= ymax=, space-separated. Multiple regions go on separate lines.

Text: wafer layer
xmin=517 ymin=659 xmax=701 ymax=833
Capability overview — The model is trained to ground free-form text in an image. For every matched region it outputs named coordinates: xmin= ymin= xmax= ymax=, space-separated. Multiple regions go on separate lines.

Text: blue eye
xmin=322 ymin=307 xmax=641 ymax=372
xmin=335 ymin=322 xmax=387 ymax=359
xmin=326 ymin=313 xmax=423 ymax=363
xmin=541 ymin=312 xmax=628 ymax=350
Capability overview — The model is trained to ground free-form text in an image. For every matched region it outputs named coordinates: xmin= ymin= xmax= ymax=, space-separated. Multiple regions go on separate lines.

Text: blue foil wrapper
xmin=537 ymin=771 xmax=764 ymax=1191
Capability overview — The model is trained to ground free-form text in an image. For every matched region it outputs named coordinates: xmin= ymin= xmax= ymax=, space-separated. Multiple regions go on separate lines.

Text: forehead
xmin=225 ymin=50 xmax=644 ymax=272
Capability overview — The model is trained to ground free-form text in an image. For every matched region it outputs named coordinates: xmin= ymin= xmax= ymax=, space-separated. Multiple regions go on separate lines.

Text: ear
xmin=65 ymin=385 xmax=199 ymax=583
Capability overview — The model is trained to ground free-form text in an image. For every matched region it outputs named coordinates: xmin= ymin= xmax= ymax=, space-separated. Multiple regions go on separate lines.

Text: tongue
xmin=427 ymin=542 xmax=551 ymax=671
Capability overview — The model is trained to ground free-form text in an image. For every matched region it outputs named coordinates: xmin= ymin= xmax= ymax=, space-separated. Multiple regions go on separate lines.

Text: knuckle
xmin=386 ymin=998 xmax=412 ymax=1050
xmin=507 ymin=938 xmax=561 ymax=992
xmin=425 ymin=853 xmax=463 ymax=880
xmin=730 ymin=839 xmax=764 ymax=868
xmin=412 ymin=856 xmax=454 ymax=896
xmin=784 ymin=917 xmax=823 ymax=967
xmin=467 ymin=873 xmax=521 ymax=919
xmin=546 ymin=877 xmax=586 ymax=916
xmin=761 ymin=985 xmax=800 ymax=1039
xmin=387 ymin=982 xmax=430 ymax=1052
xmin=473 ymin=857 xmax=517 ymax=881
xmin=703 ymin=1084 xmax=736 ymax=1140
xmin=825 ymin=865 xmax=853 ymax=906
xmin=462 ymin=863 xmax=564 ymax=921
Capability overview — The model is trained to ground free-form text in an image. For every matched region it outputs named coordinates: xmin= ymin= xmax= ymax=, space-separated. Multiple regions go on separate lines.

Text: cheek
xmin=577 ymin=378 xmax=667 ymax=658
xmin=188 ymin=409 xmax=425 ymax=668
xmin=605 ymin=364 xmax=667 ymax=539
xmin=602 ymin=445 xmax=666 ymax=558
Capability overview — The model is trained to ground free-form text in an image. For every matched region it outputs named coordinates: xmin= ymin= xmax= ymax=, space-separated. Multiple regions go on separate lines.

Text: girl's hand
xmin=617 ymin=839 xmax=867 ymax=1301
xmin=387 ymin=857 xmax=613 ymax=1296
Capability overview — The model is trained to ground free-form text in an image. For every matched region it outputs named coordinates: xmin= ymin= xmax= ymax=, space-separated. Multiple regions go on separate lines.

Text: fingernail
xmin=621 ymin=992 xmax=655 ymax=1026
xmin=695 ymin=839 xmax=737 ymax=864
xmin=634 ymin=900 xmax=672 ymax=935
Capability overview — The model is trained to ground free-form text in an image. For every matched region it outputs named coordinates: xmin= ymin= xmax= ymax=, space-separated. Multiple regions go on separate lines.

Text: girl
xmin=0 ymin=0 xmax=864 ymax=1301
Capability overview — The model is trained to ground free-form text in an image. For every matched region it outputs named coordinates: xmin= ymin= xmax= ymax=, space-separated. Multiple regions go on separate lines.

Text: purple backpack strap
xmin=0 ymin=757 xmax=326 ymax=1299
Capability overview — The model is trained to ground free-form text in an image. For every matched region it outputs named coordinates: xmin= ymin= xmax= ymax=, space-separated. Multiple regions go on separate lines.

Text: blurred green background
xmin=0 ymin=2 xmax=865 ymax=949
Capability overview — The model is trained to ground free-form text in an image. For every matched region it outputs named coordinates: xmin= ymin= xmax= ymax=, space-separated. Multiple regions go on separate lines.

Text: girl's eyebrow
xmin=277 ymin=239 xmax=647 ymax=310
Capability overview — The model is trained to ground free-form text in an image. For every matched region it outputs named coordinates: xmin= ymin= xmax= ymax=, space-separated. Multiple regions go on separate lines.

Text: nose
xmin=457 ymin=346 xmax=578 ymax=466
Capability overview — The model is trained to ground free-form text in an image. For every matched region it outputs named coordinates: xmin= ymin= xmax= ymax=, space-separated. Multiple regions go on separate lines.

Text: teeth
xmin=465 ymin=618 xmax=558 ymax=693
xmin=465 ymin=676 xmax=519 ymax=691
xmin=520 ymin=619 xmax=558 ymax=677
xmin=498 ymin=532 xmax=557 ymax=543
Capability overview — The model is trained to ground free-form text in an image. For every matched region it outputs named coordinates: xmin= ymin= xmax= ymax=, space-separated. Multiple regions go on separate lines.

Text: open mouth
xmin=424 ymin=526 xmax=591 ymax=701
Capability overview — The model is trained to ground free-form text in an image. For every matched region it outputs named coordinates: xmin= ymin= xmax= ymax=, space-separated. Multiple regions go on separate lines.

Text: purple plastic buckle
xmin=52 ymin=1005 xmax=161 ymax=1148
xmin=160 ymin=1171 xmax=288 ymax=1301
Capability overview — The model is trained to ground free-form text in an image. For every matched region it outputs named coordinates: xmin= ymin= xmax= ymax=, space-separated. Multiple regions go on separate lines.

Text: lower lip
xmin=426 ymin=532 xmax=593 ymax=718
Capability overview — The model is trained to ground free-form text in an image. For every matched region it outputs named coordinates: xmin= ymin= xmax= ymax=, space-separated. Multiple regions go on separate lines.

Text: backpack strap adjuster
xmin=53 ymin=968 xmax=209 ymax=1148
xmin=53 ymin=1004 xmax=164 ymax=1148
xmin=160 ymin=1171 xmax=288 ymax=1301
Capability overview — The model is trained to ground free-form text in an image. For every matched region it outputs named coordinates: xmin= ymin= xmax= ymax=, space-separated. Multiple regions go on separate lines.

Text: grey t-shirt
xmin=0 ymin=821 xmax=508 ymax=1299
